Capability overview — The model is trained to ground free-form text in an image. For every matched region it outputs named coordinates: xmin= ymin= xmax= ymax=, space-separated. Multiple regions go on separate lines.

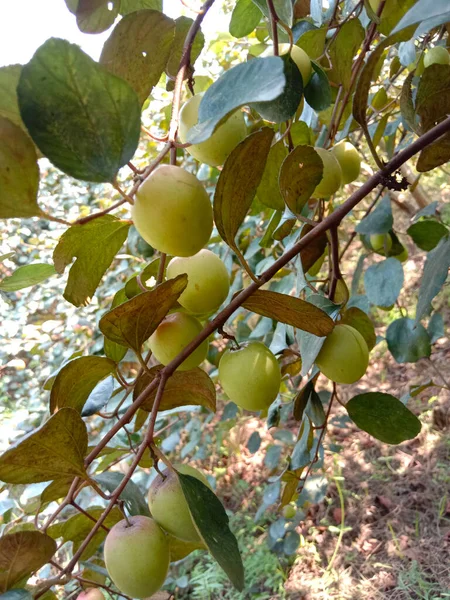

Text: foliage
xmin=0 ymin=0 xmax=449 ymax=598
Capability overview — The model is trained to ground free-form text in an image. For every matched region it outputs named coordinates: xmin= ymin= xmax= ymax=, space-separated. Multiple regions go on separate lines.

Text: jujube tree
xmin=0 ymin=0 xmax=449 ymax=598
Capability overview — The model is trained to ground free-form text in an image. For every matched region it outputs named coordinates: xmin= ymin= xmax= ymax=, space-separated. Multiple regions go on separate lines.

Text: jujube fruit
xmin=279 ymin=43 xmax=312 ymax=85
xmin=370 ymin=233 xmax=392 ymax=254
xmin=315 ymin=324 xmax=369 ymax=384
xmin=313 ymin=148 xmax=343 ymax=198
xmin=424 ymin=46 xmax=450 ymax=68
xmin=331 ymin=141 xmax=361 ymax=184
xmin=395 ymin=247 xmax=408 ymax=262
xmin=166 ymin=249 xmax=230 ymax=315
xmin=218 ymin=341 xmax=281 ymax=411
xmin=132 ymin=165 xmax=213 ymax=257
xmin=149 ymin=312 xmax=208 ymax=371
xmin=104 ymin=516 xmax=169 ymax=599
xmin=148 ymin=464 xmax=210 ymax=542
xmin=282 ymin=505 xmax=296 ymax=519
xmin=179 ymin=93 xmax=247 ymax=166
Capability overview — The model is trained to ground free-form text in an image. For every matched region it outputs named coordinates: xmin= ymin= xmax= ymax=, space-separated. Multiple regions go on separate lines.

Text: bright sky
xmin=0 ymin=0 xmax=225 ymax=67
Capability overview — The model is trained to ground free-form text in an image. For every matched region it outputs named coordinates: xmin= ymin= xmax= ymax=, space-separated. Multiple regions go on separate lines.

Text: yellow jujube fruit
xmin=331 ymin=141 xmax=361 ymax=185
xmin=218 ymin=341 xmax=281 ymax=411
xmin=149 ymin=312 xmax=208 ymax=371
xmin=370 ymin=233 xmax=393 ymax=255
xmin=315 ymin=324 xmax=369 ymax=384
xmin=132 ymin=165 xmax=213 ymax=257
xmin=104 ymin=516 xmax=169 ymax=599
xmin=166 ymin=249 xmax=230 ymax=315
xmin=148 ymin=464 xmax=210 ymax=542
xmin=179 ymin=93 xmax=247 ymax=166
xmin=279 ymin=43 xmax=312 ymax=85
xmin=313 ymin=148 xmax=343 ymax=198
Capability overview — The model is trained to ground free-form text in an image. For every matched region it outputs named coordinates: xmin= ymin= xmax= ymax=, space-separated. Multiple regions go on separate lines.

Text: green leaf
xmin=415 ymin=64 xmax=450 ymax=171
xmin=346 ymin=392 xmax=421 ymax=444
xmin=0 ymin=117 xmax=39 ymax=218
xmin=328 ymin=18 xmax=365 ymax=90
xmin=392 ymin=0 xmax=450 ymax=33
xmin=296 ymin=28 xmax=327 ymax=59
xmin=400 ymin=72 xmax=419 ymax=134
xmin=340 ymin=307 xmax=376 ymax=351
xmin=291 ymin=418 xmax=312 ymax=469
xmin=377 ymin=0 xmax=417 ymax=35
xmin=18 ymin=38 xmax=141 ymax=183
xmin=247 ymin=431 xmax=261 ymax=453
xmin=48 ymin=507 xmax=122 ymax=561
xmin=416 ymin=236 xmax=450 ymax=322
xmin=165 ymin=17 xmax=205 ymax=79
xmin=256 ymin=140 xmax=288 ymax=211
xmin=0 ymin=531 xmax=57 ymax=593
xmin=133 ymin=365 xmax=216 ymax=413
xmin=230 ymin=0 xmax=261 ymax=37
xmin=0 ymin=264 xmax=56 ymax=292
xmin=75 ymin=0 xmax=120 ymax=33
xmin=279 ymin=145 xmax=323 ymax=214
xmin=353 ymin=30 xmax=413 ymax=139
xmin=298 ymin=224 xmax=328 ymax=273
xmin=386 ymin=317 xmax=431 ymax=363
xmin=50 ymin=356 xmax=116 ymax=414
xmin=0 ymin=408 xmax=88 ymax=484
xmin=188 ymin=58 xmax=285 ymax=144
xmin=304 ymin=62 xmax=332 ymax=111
xmin=214 ymin=128 xmax=274 ymax=250
xmin=0 ymin=65 xmax=28 ymax=133
xmin=40 ymin=478 xmax=74 ymax=506
xmin=252 ymin=0 xmax=292 ymax=27
xmin=82 ymin=376 xmax=114 ymax=417
xmin=53 ymin=215 xmax=130 ymax=307
xmin=298 ymin=295 xmax=341 ymax=375
xmin=364 ymin=258 xmax=404 ymax=307
xmin=428 ymin=312 xmax=445 ymax=343
xmin=293 ymin=376 xmax=318 ymax=421
xmin=306 ymin=391 xmax=325 ymax=427
xmin=0 ymin=252 xmax=15 ymax=263
xmin=95 ymin=472 xmax=150 ymax=517
xmin=120 ymin=0 xmax=162 ymax=14
xmin=104 ymin=287 xmax=129 ymax=362
xmin=355 ymin=196 xmax=393 ymax=235
xmin=407 ymin=219 xmax=448 ymax=251
xmin=178 ymin=473 xmax=244 ymax=591
xmin=241 ymin=289 xmax=335 ymax=336
xmin=251 ymin=54 xmax=303 ymax=122
xmin=99 ymin=275 xmax=187 ymax=352
xmin=100 ymin=10 xmax=175 ymax=106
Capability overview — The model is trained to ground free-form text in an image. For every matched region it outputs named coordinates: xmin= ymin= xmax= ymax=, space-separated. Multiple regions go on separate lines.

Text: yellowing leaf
xmin=279 ymin=145 xmax=323 ymax=214
xmin=0 ymin=531 xmax=57 ymax=592
xmin=214 ymin=128 xmax=274 ymax=249
xmin=0 ymin=408 xmax=88 ymax=484
xmin=99 ymin=274 xmax=187 ymax=352
xmin=133 ymin=365 xmax=216 ymax=413
xmin=53 ymin=215 xmax=130 ymax=307
xmin=0 ymin=117 xmax=39 ymax=218
xmin=100 ymin=10 xmax=175 ymax=105
xmin=242 ymin=289 xmax=334 ymax=336
xmin=50 ymin=356 xmax=116 ymax=414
